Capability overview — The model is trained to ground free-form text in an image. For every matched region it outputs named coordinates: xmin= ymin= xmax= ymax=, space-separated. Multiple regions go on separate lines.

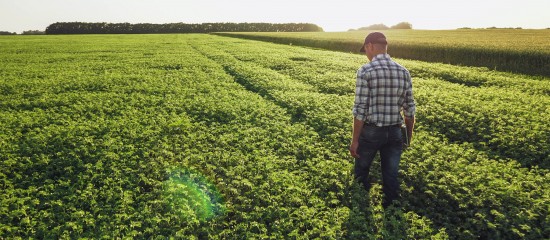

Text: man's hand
xmin=402 ymin=142 xmax=409 ymax=151
xmin=349 ymin=141 xmax=360 ymax=159
xmin=350 ymin=118 xmax=365 ymax=159
xmin=405 ymin=116 xmax=415 ymax=146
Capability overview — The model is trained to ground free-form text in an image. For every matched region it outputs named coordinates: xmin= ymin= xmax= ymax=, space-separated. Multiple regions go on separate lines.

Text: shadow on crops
xmin=345 ymin=176 xmax=408 ymax=239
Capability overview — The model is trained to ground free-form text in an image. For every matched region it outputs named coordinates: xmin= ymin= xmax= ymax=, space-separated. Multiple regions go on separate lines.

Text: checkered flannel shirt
xmin=352 ymin=54 xmax=416 ymax=126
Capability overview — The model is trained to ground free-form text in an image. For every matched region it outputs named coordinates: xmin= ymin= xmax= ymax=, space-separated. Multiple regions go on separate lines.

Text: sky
xmin=1 ymin=0 xmax=549 ymax=33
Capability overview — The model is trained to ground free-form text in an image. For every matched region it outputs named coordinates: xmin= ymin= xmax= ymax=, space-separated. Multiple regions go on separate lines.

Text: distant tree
xmin=21 ymin=30 xmax=45 ymax=35
xmin=391 ymin=22 xmax=413 ymax=29
xmin=354 ymin=23 xmax=389 ymax=31
xmin=348 ymin=23 xmax=398 ymax=31
xmin=484 ymin=26 xmax=524 ymax=29
xmin=0 ymin=31 xmax=16 ymax=35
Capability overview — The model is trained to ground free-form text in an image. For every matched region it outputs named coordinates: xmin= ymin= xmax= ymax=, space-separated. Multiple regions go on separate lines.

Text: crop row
xmin=413 ymin=78 xmax=549 ymax=168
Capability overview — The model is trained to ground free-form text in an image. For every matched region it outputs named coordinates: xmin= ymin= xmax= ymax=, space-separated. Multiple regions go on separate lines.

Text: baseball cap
xmin=359 ymin=32 xmax=388 ymax=52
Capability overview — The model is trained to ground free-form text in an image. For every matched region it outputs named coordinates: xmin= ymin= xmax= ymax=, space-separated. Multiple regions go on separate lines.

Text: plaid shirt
xmin=352 ymin=54 xmax=416 ymax=126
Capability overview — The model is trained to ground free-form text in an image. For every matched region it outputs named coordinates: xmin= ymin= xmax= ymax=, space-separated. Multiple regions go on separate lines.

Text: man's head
xmin=360 ymin=32 xmax=388 ymax=60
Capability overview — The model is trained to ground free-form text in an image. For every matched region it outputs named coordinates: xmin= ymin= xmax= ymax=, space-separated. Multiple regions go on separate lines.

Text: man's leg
xmin=380 ymin=127 xmax=403 ymax=208
xmin=354 ymin=148 xmax=377 ymax=191
xmin=355 ymin=126 xmax=383 ymax=191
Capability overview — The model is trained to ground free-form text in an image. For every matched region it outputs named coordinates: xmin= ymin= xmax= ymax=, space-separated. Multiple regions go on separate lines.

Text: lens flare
xmin=163 ymin=168 xmax=225 ymax=221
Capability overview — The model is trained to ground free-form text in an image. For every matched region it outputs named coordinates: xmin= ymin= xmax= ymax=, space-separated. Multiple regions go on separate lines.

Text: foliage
xmin=21 ymin=30 xmax=46 ymax=35
xmin=0 ymin=34 xmax=548 ymax=239
xmin=391 ymin=22 xmax=413 ymax=29
xmin=350 ymin=22 xmax=413 ymax=31
xmin=355 ymin=24 xmax=390 ymax=31
xmin=45 ymin=22 xmax=324 ymax=34
xmin=0 ymin=31 xmax=17 ymax=35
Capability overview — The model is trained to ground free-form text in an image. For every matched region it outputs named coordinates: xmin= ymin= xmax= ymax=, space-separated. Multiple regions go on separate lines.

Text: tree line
xmin=0 ymin=30 xmax=45 ymax=35
xmin=45 ymin=22 xmax=324 ymax=34
xmin=348 ymin=22 xmax=413 ymax=31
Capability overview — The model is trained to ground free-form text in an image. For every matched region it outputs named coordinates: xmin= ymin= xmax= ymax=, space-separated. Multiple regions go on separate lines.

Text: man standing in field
xmin=349 ymin=32 xmax=416 ymax=208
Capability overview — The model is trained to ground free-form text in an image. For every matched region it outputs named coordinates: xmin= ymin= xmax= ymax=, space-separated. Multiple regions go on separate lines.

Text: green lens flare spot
xmin=163 ymin=168 xmax=225 ymax=221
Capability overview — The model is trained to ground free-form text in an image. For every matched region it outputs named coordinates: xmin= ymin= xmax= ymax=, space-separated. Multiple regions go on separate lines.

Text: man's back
xmin=354 ymin=53 xmax=415 ymax=127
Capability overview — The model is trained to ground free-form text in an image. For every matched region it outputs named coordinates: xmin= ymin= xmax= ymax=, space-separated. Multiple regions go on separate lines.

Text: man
xmin=349 ymin=32 xmax=416 ymax=208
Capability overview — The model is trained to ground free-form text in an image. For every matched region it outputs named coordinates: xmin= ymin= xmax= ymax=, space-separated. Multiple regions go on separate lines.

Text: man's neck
xmin=369 ymin=52 xmax=387 ymax=61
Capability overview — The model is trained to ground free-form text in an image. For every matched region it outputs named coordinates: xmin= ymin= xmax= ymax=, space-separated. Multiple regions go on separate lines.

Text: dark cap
xmin=359 ymin=32 xmax=387 ymax=52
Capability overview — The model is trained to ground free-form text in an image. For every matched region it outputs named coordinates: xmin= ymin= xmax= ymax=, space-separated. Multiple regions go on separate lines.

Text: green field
xmin=0 ymin=34 xmax=549 ymax=239
xmin=216 ymin=29 xmax=550 ymax=76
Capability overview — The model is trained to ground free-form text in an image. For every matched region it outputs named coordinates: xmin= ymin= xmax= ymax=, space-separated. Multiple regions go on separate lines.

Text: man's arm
xmin=404 ymin=116 xmax=415 ymax=144
xmin=349 ymin=117 xmax=364 ymax=158
xmin=351 ymin=68 xmax=368 ymax=158
xmin=403 ymin=69 xmax=416 ymax=144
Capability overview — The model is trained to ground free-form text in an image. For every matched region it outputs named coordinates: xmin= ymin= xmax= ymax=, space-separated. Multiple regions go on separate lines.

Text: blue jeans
xmin=354 ymin=124 xmax=403 ymax=207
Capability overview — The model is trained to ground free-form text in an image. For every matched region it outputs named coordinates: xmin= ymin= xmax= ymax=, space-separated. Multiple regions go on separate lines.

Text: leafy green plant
xmin=0 ymin=34 xmax=548 ymax=239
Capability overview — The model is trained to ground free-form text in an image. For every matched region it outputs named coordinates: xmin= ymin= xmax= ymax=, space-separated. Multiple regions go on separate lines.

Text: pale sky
xmin=1 ymin=0 xmax=549 ymax=33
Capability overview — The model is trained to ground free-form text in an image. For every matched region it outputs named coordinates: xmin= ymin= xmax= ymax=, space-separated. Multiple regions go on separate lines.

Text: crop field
xmin=216 ymin=29 xmax=550 ymax=76
xmin=0 ymin=34 xmax=549 ymax=239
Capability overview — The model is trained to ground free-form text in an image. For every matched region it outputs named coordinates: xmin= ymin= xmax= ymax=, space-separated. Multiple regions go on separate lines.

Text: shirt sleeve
xmin=402 ymin=70 xmax=416 ymax=118
xmin=352 ymin=68 xmax=369 ymax=122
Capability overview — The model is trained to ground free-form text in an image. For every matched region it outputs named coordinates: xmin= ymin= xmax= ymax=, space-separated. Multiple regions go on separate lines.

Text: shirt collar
xmin=372 ymin=53 xmax=391 ymax=61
